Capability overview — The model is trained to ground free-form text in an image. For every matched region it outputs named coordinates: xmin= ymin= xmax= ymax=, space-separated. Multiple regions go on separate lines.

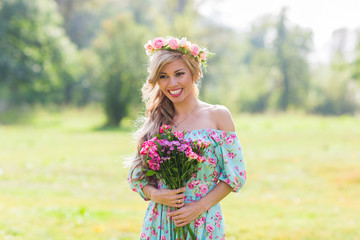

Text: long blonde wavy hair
xmin=129 ymin=50 xmax=203 ymax=183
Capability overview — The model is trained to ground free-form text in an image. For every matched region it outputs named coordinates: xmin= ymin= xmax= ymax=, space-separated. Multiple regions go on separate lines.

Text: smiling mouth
xmin=168 ymin=89 xmax=183 ymax=97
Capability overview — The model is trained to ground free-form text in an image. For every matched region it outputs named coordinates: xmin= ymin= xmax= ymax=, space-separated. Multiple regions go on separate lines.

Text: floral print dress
xmin=128 ymin=129 xmax=246 ymax=240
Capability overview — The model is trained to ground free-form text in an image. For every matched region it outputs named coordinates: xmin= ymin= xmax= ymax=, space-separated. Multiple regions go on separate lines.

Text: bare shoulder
xmin=199 ymin=102 xmax=235 ymax=132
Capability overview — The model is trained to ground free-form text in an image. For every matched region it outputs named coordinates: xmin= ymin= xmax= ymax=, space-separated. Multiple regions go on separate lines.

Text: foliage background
xmin=1 ymin=0 xmax=360 ymax=125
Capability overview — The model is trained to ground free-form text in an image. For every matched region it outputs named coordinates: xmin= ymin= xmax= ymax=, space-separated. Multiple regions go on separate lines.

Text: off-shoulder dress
xmin=128 ymin=129 xmax=246 ymax=240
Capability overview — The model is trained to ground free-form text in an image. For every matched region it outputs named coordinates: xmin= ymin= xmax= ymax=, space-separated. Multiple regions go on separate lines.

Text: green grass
xmin=0 ymin=108 xmax=359 ymax=239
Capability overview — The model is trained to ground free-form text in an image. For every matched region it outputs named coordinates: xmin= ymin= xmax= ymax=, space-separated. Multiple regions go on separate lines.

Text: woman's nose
xmin=168 ymin=76 xmax=177 ymax=85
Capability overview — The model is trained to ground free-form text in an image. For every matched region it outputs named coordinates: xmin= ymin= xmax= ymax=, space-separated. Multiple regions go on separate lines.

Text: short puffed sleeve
xmin=127 ymin=164 xmax=150 ymax=201
xmin=217 ymin=131 xmax=246 ymax=192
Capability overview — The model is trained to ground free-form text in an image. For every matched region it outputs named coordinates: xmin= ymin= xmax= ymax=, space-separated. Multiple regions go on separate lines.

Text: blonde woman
xmin=128 ymin=37 xmax=246 ymax=240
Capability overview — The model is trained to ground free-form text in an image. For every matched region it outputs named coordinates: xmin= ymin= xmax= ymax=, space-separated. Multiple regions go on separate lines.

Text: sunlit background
xmin=0 ymin=0 xmax=359 ymax=239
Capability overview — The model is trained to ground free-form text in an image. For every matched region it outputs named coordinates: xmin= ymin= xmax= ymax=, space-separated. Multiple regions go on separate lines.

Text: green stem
xmin=181 ymin=226 xmax=186 ymax=240
xmin=186 ymin=224 xmax=196 ymax=240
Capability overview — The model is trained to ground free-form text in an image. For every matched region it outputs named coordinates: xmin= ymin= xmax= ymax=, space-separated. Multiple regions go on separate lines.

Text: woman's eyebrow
xmin=159 ymin=69 xmax=185 ymax=75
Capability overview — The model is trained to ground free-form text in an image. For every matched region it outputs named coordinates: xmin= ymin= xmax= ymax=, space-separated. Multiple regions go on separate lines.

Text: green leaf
xmin=146 ymin=170 xmax=157 ymax=176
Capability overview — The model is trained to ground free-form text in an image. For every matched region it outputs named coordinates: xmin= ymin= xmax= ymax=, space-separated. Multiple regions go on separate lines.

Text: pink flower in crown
xmin=173 ymin=131 xmax=184 ymax=138
xmin=168 ymin=38 xmax=179 ymax=50
xmin=200 ymin=51 xmax=207 ymax=61
xmin=152 ymin=37 xmax=166 ymax=49
xmin=190 ymin=44 xmax=200 ymax=57
xmin=179 ymin=37 xmax=190 ymax=49
xmin=144 ymin=40 xmax=154 ymax=55
xmin=159 ymin=124 xmax=171 ymax=133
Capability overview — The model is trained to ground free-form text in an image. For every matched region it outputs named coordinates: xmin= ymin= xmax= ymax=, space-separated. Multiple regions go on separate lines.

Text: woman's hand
xmin=167 ymin=201 xmax=205 ymax=227
xmin=143 ymin=185 xmax=186 ymax=208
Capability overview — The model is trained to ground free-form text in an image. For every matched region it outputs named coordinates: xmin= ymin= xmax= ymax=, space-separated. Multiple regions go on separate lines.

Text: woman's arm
xmin=142 ymin=184 xmax=187 ymax=208
xmin=167 ymin=105 xmax=237 ymax=227
xmin=167 ymin=181 xmax=232 ymax=227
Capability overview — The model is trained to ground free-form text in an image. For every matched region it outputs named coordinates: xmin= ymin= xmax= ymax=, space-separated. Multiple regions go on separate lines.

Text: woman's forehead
xmin=161 ymin=59 xmax=189 ymax=73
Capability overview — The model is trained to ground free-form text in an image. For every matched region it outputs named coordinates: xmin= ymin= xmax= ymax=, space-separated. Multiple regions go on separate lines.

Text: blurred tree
xmin=0 ymin=0 xmax=80 ymax=106
xmin=232 ymin=10 xmax=312 ymax=113
xmin=308 ymin=28 xmax=359 ymax=115
xmin=274 ymin=8 xmax=312 ymax=111
xmin=352 ymin=29 xmax=360 ymax=82
xmin=92 ymin=14 xmax=150 ymax=127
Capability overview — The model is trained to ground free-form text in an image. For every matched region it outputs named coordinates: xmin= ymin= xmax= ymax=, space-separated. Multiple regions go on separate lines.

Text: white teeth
xmin=169 ymin=89 xmax=182 ymax=95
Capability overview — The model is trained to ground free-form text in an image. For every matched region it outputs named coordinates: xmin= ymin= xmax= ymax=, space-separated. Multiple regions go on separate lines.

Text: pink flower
xmin=227 ymin=152 xmax=235 ymax=159
xmin=168 ymin=38 xmax=179 ymax=50
xmin=190 ymin=44 xmax=200 ymax=57
xmin=207 ymin=157 xmax=216 ymax=165
xmin=224 ymin=178 xmax=231 ymax=185
xmin=141 ymin=232 xmax=146 ymax=238
xmin=226 ymin=137 xmax=234 ymax=145
xmin=152 ymin=37 xmax=166 ymax=49
xmin=144 ymin=40 xmax=154 ymax=55
xmin=206 ymin=224 xmax=214 ymax=233
xmin=179 ymin=37 xmax=190 ymax=49
xmin=240 ymin=170 xmax=247 ymax=180
xmin=221 ymin=131 xmax=227 ymax=139
xmin=197 ymin=155 xmax=206 ymax=162
xmin=192 ymin=180 xmax=201 ymax=186
xmin=173 ymin=131 xmax=184 ymax=138
xmin=199 ymin=183 xmax=208 ymax=194
xmin=215 ymin=211 xmax=221 ymax=218
xmin=186 ymin=150 xmax=198 ymax=160
xmin=187 ymin=181 xmax=194 ymax=189
xmin=161 ymin=236 xmax=167 ymax=240
xmin=194 ymin=218 xmax=204 ymax=228
xmin=159 ymin=124 xmax=171 ymax=133
xmin=200 ymin=51 xmax=207 ymax=61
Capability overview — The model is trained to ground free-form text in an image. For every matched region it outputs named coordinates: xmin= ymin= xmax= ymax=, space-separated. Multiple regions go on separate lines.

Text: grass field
xmin=0 ymin=107 xmax=359 ymax=240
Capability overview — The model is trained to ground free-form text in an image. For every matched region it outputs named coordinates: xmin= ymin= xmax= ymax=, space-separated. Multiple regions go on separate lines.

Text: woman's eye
xmin=159 ymin=75 xmax=168 ymax=79
xmin=176 ymin=72 xmax=184 ymax=77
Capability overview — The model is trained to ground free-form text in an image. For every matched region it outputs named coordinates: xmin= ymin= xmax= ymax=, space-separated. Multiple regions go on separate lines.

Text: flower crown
xmin=144 ymin=37 xmax=212 ymax=69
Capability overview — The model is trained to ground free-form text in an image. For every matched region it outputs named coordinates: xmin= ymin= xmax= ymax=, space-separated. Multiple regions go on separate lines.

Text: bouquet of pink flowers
xmin=140 ymin=125 xmax=210 ymax=240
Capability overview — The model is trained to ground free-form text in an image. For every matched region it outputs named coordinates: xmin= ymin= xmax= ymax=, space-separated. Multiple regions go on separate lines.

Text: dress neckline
xmin=185 ymin=128 xmax=236 ymax=134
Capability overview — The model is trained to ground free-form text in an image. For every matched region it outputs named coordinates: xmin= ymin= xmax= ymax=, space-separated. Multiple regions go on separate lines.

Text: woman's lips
xmin=168 ymin=88 xmax=183 ymax=97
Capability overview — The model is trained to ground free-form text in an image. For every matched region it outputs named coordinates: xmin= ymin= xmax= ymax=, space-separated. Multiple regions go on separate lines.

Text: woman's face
xmin=157 ymin=59 xmax=196 ymax=104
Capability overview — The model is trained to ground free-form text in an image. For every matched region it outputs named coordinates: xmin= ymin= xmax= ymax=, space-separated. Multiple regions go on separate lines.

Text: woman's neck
xmin=173 ymin=97 xmax=199 ymax=116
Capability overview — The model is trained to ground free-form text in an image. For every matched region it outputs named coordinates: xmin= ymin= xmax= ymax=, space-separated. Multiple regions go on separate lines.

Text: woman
xmin=128 ymin=37 xmax=246 ymax=239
